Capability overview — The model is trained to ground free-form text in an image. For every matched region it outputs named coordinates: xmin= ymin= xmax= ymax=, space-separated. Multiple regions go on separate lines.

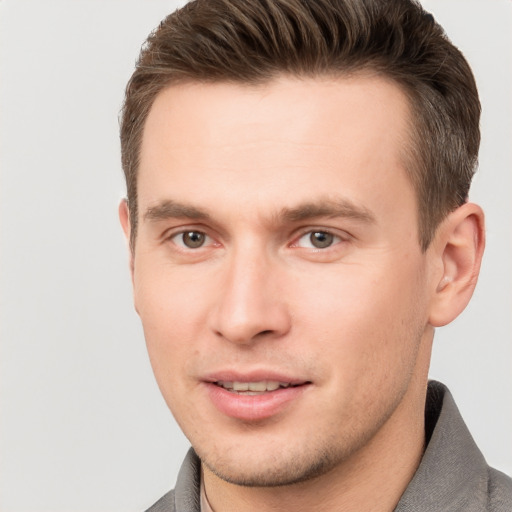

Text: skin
xmin=120 ymin=75 xmax=485 ymax=511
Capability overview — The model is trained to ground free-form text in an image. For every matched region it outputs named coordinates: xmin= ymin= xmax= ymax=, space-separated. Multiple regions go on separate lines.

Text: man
xmin=118 ymin=0 xmax=512 ymax=510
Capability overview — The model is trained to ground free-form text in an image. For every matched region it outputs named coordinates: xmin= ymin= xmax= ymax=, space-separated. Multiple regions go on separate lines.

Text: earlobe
xmin=428 ymin=202 xmax=485 ymax=327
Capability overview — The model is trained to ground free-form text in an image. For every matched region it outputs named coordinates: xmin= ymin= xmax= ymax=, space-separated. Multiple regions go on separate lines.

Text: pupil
xmin=183 ymin=231 xmax=205 ymax=248
xmin=310 ymin=231 xmax=333 ymax=248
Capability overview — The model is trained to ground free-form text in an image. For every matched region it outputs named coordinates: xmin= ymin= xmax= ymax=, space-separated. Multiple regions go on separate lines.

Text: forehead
xmin=138 ymin=74 xmax=415 ymax=225
xmin=142 ymin=73 xmax=412 ymax=148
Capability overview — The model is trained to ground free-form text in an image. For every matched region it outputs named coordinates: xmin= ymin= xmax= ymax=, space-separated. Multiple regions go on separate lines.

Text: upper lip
xmin=202 ymin=370 xmax=310 ymax=386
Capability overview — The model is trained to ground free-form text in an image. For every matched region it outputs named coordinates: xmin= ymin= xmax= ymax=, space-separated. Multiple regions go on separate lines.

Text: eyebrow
xmin=142 ymin=197 xmax=376 ymax=225
xmin=143 ymin=200 xmax=210 ymax=222
xmin=279 ymin=198 xmax=376 ymax=224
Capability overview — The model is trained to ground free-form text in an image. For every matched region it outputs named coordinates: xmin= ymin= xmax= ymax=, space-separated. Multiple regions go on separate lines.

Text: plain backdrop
xmin=0 ymin=1 xmax=510 ymax=511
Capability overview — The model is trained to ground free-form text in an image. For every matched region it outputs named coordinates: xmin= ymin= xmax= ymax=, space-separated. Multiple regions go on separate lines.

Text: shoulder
xmin=143 ymin=448 xmax=201 ymax=512
xmin=396 ymin=381 xmax=512 ymax=511
xmin=487 ymin=467 xmax=512 ymax=511
xmin=145 ymin=489 xmax=176 ymax=512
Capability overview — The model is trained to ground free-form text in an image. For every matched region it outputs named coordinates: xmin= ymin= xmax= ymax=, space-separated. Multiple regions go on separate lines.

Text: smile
xmin=206 ymin=379 xmax=310 ymax=421
xmin=215 ymin=380 xmax=294 ymax=394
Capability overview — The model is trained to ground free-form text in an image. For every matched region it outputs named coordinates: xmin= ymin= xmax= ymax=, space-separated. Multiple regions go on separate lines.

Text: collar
xmin=394 ymin=380 xmax=490 ymax=511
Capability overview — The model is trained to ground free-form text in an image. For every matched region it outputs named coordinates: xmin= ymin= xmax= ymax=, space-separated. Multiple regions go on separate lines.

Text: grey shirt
xmin=146 ymin=381 xmax=512 ymax=511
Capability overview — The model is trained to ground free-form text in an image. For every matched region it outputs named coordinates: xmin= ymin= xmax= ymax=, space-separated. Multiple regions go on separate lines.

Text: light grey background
xmin=0 ymin=1 xmax=510 ymax=511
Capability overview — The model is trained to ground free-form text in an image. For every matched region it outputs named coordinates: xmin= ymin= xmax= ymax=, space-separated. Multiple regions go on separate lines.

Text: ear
xmin=428 ymin=202 xmax=485 ymax=327
xmin=118 ymin=199 xmax=135 ymax=280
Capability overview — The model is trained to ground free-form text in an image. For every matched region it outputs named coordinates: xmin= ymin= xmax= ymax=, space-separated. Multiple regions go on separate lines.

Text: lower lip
xmin=204 ymin=383 xmax=309 ymax=421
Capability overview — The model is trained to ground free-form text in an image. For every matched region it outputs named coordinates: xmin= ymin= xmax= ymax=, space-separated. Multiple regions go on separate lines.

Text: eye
xmin=296 ymin=230 xmax=341 ymax=249
xmin=172 ymin=230 xmax=211 ymax=249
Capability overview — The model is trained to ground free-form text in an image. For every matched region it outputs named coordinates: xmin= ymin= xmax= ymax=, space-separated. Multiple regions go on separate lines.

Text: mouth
xmin=205 ymin=377 xmax=311 ymax=421
xmin=214 ymin=380 xmax=302 ymax=395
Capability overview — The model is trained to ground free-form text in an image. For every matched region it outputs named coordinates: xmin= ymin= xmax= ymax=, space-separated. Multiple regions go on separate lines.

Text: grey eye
xmin=309 ymin=231 xmax=334 ymax=248
xmin=295 ymin=230 xmax=341 ymax=249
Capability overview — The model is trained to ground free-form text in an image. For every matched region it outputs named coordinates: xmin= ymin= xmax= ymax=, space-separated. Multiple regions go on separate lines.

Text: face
xmin=127 ymin=76 xmax=436 ymax=486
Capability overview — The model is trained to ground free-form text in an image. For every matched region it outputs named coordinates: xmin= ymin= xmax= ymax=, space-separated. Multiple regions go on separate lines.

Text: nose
xmin=209 ymin=247 xmax=292 ymax=345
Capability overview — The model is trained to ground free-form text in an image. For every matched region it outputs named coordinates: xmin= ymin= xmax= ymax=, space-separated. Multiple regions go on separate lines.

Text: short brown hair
xmin=120 ymin=0 xmax=480 ymax=251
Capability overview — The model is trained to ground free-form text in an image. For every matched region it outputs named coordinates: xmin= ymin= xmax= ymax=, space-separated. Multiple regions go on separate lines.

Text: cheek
xmin=133 ymin=263 xmax=211 ymax=382
xmin=134 ymin=257 xmax=210 ymax=326
xmin=304 ymin=265 xmax=429 ymax=427
xmin=293 ymin=260 xmax=428 ymax=375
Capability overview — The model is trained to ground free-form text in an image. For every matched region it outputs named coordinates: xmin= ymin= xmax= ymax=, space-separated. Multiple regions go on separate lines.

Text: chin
xmin=199 ymin=442 xmax=344 ymax=488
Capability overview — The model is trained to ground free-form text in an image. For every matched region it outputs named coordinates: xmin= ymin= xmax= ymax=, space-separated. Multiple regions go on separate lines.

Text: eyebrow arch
xmin=143 ymin=197 xmax=375 ymax=225
xmin=280 ymin=198 xmax=376 ymax=224
xmin=143 ymin=200 xmax=210 ymax=222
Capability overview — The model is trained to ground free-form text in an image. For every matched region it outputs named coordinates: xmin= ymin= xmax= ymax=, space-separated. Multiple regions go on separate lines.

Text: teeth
xmin=264 ymin=381 xmax=280 ymax=391
xmin=217 ymin=380 xmax=286 ymax=392
xmin=248 ymin=382 xmax=265 ymax=392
